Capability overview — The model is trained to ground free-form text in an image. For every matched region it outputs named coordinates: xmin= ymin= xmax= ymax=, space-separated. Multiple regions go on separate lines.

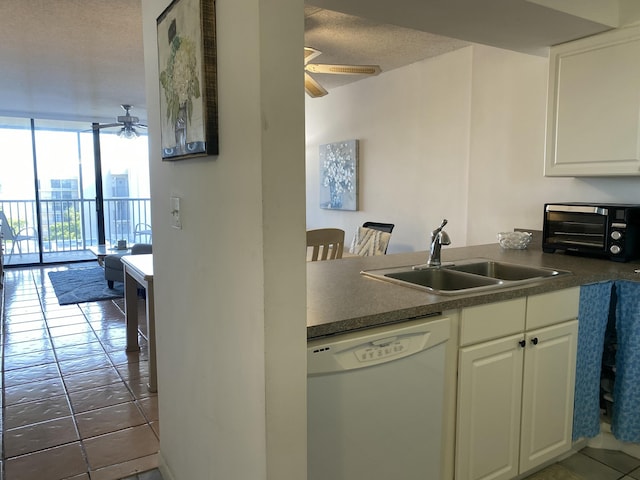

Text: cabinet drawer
xmin=526 ymin=287 xmax=580 ymax=330
xmin=460 ymin=298 xmax=526 ymax=346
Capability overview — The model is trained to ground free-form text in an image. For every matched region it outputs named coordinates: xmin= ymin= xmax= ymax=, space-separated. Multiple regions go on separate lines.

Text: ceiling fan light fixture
xmin=118 ymin=125 xmax=138 ymax=139
xmin=95 ymin=104 xmax=147 ymax=136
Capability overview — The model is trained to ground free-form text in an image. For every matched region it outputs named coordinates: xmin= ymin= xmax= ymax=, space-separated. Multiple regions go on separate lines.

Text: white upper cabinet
xmin=545 ymin=25 xmax=640 ymax=176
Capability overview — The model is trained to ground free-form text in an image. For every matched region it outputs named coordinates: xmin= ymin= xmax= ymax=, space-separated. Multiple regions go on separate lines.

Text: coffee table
xmin=88 ymin=244 xmax=131 ymax=266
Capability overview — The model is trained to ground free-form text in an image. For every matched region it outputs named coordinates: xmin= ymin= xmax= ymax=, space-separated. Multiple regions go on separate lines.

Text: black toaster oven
xmin=543 ymin=203 xmax=640 ymax=262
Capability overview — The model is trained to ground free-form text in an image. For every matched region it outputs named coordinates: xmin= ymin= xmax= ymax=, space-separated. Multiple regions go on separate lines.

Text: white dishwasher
xmin=308 ymin=315 xmax=450 ymax=480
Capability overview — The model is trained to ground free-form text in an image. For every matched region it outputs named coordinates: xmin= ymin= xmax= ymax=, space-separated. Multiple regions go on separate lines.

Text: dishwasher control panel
xmin=307 ymin=316 xmax=450 ymax=375
xmin=355 ymin=337 xmax=411 ymax=363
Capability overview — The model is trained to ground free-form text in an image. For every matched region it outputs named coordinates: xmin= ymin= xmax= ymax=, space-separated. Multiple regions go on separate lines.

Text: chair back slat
xmin=306 ymin=228 xmax=345 ymax=261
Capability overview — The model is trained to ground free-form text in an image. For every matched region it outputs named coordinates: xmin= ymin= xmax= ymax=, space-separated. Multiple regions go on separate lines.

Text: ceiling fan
xmin=92 ymin=104 xmax=147 ymax=139
xmin=304 ymin=47 xmax=381 ymax=98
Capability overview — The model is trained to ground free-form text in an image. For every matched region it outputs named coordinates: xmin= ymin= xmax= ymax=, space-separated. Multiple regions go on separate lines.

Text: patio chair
xmin=0 ymin=210 xmax=38 ymax=259
xmin=134 ymin=223 xmax=152 ymax=243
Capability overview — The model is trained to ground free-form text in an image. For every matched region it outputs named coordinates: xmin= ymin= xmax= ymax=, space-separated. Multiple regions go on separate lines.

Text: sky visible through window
xmin=0 ymin=118 xmax=150 ymax=201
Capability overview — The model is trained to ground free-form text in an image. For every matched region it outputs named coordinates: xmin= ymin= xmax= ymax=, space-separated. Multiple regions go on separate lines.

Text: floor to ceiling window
xmin=99 ymin=131 xmax=151 ymax=246
xmin=0 ymin=116 xmax=150 ymax=266
xmin=33 ymin=119 xmax=98 ymax=265
xmin=0 ymin=117 xmax=39 ymax=266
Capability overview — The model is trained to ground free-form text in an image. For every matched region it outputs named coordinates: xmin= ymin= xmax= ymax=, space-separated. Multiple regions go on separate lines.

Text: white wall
xmin=141 ymin=1 xmax=306 ymax=479
xmin=306 ymin=43 xmax=640 ymax=251
xmin=306 ymin=47 xmax=473 ymax=253
xmin=466 ymin=44 xmax=640 ymax=245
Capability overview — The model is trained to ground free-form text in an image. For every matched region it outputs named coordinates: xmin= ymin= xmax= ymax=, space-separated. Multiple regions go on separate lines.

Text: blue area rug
xmin=48 ymin=266 xmax=124 ymax=305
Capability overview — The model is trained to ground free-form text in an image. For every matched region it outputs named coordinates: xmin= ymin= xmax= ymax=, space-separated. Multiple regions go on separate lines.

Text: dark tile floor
xmin=1 ymin=264 xmax=160 ymax=480
xmin=525 ymin=446 xmax=640 ymax=479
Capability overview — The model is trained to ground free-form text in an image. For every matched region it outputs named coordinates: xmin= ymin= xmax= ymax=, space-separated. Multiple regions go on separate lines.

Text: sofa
xmin=104 ymin=243 xmax=152 ymax=288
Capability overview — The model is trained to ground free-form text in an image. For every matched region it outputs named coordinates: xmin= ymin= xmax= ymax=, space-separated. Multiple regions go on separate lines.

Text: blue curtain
xmin=573 ymin=281 xmax=612 ymax=440
xmin=611 ymin=280 xmax=640 ymax=442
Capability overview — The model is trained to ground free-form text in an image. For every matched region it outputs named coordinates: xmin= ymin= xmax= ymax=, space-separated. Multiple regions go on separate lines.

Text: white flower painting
xmin=319 ymin=139 xmax=358 ymax=211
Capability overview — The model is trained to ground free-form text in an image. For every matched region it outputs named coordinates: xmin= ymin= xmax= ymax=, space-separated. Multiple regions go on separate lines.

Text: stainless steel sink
xmin=446 ymin=260 xmax=565 ymax=281
xmin=385 ymin=268 xmax=502 ymax=291
xmin=361 ymin=258 xmax=571 ymax=295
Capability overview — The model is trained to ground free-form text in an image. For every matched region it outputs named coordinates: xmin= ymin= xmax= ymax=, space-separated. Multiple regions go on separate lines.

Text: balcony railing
xmin=1 ymin=198 xmax=151 ymax=265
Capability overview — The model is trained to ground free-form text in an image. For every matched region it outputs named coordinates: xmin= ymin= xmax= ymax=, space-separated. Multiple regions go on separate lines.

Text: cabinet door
xmin=456 ymin=334 xmax=524 ymax=480
xmin=519 ymin=320 xmax=578 ymax=473
xmin=545 ymin=25 xmax=640 ymax=176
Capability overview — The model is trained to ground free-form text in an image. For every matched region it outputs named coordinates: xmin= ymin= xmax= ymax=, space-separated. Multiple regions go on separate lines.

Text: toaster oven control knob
xmin=610 ymin=245 xmax=622 ymax=255
xmin=611 ymin=230 xmax=622 ymax=240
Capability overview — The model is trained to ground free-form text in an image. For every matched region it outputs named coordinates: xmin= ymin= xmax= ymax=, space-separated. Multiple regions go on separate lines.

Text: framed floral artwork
xmin=157 ymin=0 xmax=219 ymax=160
xmin=319 ymin=139 xmax=359 ymax=211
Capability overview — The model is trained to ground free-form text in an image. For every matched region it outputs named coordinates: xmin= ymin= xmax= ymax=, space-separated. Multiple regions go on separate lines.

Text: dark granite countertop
xmin=306 ymin=242 xmax=640 ymax=339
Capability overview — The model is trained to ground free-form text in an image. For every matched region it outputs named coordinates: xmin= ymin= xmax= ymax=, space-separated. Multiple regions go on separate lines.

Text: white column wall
xmin=141 ymin=0 xmax=306 ymax=479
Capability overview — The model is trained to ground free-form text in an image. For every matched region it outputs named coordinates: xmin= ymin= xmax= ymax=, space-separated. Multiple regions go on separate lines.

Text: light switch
xmin=170 ymin=196 xmax=182 ymax=229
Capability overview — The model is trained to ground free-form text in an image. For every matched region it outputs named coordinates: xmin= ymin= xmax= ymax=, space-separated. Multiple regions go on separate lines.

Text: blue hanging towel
xmin=612 ymin=280 xmax=640 ymax=442
xmin=573 ymin=281 xmax=613 ymax=441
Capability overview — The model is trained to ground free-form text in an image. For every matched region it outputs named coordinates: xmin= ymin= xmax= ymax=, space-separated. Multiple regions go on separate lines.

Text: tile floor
xmin=525 ymin=446 xmax=640 ymax=479
xmin=1 ymin=264 xmax=161 ymax=480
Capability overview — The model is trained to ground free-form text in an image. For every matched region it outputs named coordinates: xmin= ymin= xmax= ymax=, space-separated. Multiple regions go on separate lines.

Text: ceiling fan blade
xmin=305 ymin=63 xmax=381 ymax=76
xmin=92 ymin=123 xmax=121 ymax=130
xmin=304 ymin=72 xmax=328 ymax=98
xmin=304 ymin=46 xmax=323 ymax=65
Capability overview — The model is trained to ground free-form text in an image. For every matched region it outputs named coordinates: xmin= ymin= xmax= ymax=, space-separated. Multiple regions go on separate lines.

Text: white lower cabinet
xmin=520 ymin=321 xmax=578 ymax=472
xmin=457 ymin=333 xmax=524 ymax=480
xmin=455 ymin=288 xmax=579 ymax=480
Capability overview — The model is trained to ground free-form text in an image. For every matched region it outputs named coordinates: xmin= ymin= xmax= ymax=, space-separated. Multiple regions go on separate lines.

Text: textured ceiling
xmin=0 ymin=0 xmax=629 ymax=124
xmin=0 ymin=0 xmax=146 ymax=124
xmin=304 ymin=6 xmax=471 ymax=91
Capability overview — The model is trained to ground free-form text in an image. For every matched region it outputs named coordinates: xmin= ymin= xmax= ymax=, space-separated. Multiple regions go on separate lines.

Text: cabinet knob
xmin=519 ymin=340 xmax=526 ymax=348
xmin=531 ymin=337 xmax=539 ymax=346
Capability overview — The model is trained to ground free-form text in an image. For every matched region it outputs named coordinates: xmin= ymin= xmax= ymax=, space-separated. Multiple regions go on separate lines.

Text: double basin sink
xmin=361 ymin=258 xmax=571 ymax=295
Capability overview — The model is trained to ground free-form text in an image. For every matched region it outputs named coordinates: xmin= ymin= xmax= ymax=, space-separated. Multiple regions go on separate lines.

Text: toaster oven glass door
xmin=545 ymin=211 xmax=606 ymax=249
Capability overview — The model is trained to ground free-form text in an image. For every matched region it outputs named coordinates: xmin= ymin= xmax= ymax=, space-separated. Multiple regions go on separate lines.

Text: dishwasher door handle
xmin=371 ymin=336 xmax=398 ymax=347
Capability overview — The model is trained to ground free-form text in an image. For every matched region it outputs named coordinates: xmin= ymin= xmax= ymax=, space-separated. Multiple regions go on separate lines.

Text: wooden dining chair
xmin=306 ymin=228 xmax=345 ymax=261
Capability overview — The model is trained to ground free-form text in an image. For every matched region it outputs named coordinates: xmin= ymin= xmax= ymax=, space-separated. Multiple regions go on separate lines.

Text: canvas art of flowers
xmin=157 ymin=0 xmax=219 ymax=159
xmin=320 ymin=140 xmax=358 ymax=210
xmin=159 ymin=26 xmax=201 ymax=131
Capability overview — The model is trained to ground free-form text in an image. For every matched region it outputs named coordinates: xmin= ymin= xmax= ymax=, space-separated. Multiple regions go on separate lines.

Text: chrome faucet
xmin=426 ymin=219 xmax=451 ymax=267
